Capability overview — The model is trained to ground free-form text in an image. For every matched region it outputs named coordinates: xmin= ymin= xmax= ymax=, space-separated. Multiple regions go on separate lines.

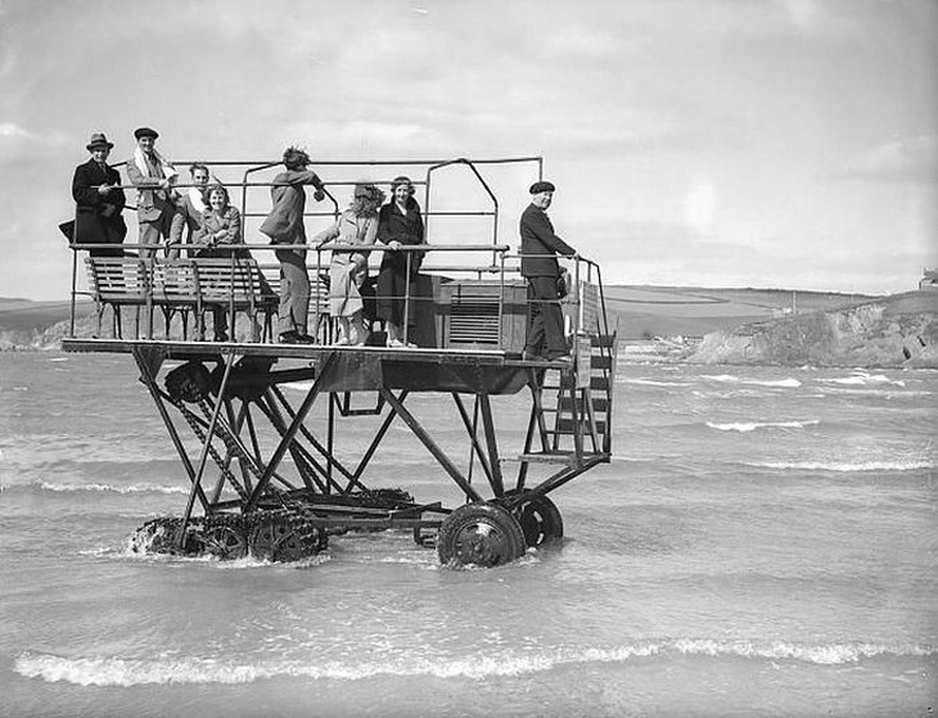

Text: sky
xmin=0 ymin=0 xmax=935 ymax=300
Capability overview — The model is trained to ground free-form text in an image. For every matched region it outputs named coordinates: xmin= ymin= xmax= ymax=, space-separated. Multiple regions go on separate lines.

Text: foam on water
xmin=747 ymin=459 xmax=934 ymax=472
xmin=706 ymin=420 xmax=820 ymax=433
xmin=702 ymin=375 xmax=802 ymax=388
xmin=15 ymin=639 xmax=935 ymax=686
xmin=622 ymin=378 xmax=694 ymax=387
xmin=34 ymin=480 xmax=188 ymax=495
xmin=819 ymin=374 xmax=906 ymax=387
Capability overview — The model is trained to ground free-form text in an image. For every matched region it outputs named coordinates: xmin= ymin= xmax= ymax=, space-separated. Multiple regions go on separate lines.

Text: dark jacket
xmin=377 ymin=198 xmax=425 ymax=267
xmin=519 ymin=204 xmax=575 ymax=278
xmin=259 ymin=169 xmax=323 ymax=245
xmin=71 ymin=159 xmax=127 ymax=248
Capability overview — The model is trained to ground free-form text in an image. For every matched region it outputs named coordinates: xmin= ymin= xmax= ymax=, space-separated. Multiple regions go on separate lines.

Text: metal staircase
xmin=516 ymin=331 xmax=616 ymax=487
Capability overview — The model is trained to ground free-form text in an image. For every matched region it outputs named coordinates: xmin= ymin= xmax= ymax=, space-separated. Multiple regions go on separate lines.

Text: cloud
xmin=833 ymin=135 xmax=938 ymax=182
xmin=0 ymin=121 xmax=69 ymax=163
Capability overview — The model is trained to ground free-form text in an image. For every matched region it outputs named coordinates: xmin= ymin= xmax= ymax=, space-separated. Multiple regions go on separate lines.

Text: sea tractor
xmin=62 ymin=156 xmax=617 ymax=567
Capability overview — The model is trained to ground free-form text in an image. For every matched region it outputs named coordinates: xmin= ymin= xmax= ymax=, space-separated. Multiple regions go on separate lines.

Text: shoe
xmin=547 ymin=354 xmax=574 ymax=367
xmin=334 ymin=336 xmax=350 ymax=346
xmin=294 ymin=333 xmax=316 ymax=344
xmin=522 ymin=350 xmax=543 ymax=361
xmin=387 ymin=338 xmax=417 ymax=348
xmin=279 ymin=331 xmax=298 ymax=344
xmin=214 ymin=332 xmax=229 ymax=343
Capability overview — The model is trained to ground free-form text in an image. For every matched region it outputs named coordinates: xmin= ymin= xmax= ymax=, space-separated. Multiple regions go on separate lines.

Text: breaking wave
xmin=748 ymin=459 xmax=933 ymax=472
xmin=622 ymin=378 xmax=693 ymax=387
xmin=6 ymin=481 xmax=188 ymax=495
xmin=707 ymin=420 xmax=819 ymax=433
xmin=701 ymin=375 xmax=802 ymax=388
xmin=819 ymin=374 xmax=905 ymax=387
xmin=15 ymin=639 xmax=935 ymax=686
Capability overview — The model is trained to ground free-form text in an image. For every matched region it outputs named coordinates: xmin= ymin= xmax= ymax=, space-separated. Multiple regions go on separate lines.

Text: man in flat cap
xmin=126 ymin=126 xmax=179 ymax=257
xmin=519 ymin=180 xmax=576 ymax=363
xmin=71 ymin=132 xmax=126 ymax=256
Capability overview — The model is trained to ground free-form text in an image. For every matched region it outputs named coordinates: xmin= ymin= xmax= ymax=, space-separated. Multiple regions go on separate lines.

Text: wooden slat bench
xmin=85 ymin=256 xmax=152 ymax=338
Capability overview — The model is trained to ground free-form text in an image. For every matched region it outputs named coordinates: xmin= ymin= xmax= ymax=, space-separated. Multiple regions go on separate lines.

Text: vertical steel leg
xmin=244 ymin=353 xmax=337 ymax=512
xmin=179 ymin=350 xmax=236 ymax=541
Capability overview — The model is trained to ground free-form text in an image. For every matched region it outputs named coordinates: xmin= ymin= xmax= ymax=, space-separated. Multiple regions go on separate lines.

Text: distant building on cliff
xmin=920 ymin=269 xmax=938 ymax=291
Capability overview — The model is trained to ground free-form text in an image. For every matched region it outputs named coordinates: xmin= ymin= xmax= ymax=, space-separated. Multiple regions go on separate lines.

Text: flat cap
xmin=133 ymin=126 xmax=159 ymax=140
xmin=529 ymin=180 xmax=556 ymax=194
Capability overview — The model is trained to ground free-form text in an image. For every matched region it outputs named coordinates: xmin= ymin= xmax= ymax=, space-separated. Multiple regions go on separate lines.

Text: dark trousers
xmin=276 ymin=248 xmax=310 ymax=336
xmin=376 ymin=256 xmax=418 ymax=327
xmin=525 ymin=275 xmax=567 ymax=358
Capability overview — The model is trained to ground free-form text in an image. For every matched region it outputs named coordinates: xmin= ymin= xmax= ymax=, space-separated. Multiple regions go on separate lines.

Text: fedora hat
xmin=86 ymin=132 xmax=114 ymax=151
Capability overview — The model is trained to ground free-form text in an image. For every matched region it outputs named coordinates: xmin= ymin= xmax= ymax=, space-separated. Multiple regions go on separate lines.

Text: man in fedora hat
xmin=70 ymin=132 xmax=127 ymax=257
xmin=126 ymin=126 xmax=179 ymax=257
xmin=519 ymin=180 xmax=576 ymax=363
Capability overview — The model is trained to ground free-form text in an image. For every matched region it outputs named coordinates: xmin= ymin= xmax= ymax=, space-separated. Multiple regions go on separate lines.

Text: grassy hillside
xmin=602 ymin=286 xmax=878 ymax=339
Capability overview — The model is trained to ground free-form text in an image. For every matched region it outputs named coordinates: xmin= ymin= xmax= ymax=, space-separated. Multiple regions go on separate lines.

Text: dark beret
xmin=529 ymin=180 xmax=556 ymax=194
xmin=134 ymin=126 xmax=159 ymax=140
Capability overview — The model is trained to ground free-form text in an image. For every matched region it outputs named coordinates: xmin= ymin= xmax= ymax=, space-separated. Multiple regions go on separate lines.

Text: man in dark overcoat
xmin=71 ymin=132 xmax=126 ymax=256
xmin=519 ymin=180 xmax=576 ymax=362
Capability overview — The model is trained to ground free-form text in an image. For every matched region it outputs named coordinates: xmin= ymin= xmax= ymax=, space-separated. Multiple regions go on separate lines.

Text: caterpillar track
xmin=130 ymin=508 xmax=329 ymax=562
xmin=129 ymin=488 xmax=426 ymax=562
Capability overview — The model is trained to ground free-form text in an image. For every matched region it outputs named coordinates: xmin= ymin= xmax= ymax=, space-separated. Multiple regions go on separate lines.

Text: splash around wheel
xmin=437 ymin=503 xmax=527 ymax=567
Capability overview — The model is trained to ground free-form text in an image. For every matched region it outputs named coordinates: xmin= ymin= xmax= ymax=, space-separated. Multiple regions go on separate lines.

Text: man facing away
xmin=519 ymin=180 xmax=576 ymax=363
xmin=259 ymin=146 xmax=326 ymax=344
xmin=126 ymin=126 xmax=179 ymax=258
xmin=71 ymin=132 xmax=126 ymax=257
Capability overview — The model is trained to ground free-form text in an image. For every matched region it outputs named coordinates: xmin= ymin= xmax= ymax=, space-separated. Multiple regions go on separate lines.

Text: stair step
xmin=559 ymin=396 xmax=609 ymax=413
xmin=554 ymin=418 xmax=607 ymax=434
xmin=590 ymin=355 xmax=613 ymax=371
xmin=514 ymin=452 xmax=579 ymax=466
xmin=590 ymin=334 xmax=617 ymax=348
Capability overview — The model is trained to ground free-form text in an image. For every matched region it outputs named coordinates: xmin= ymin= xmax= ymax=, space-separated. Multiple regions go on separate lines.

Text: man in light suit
xmin=126 ymin=126 xmax=179 ymax=258
xmin=71 ymin=132 xmax=126 ymax=257
xmin=168 ymin=163 xmax=212 ymax=258
xmin=519 ymin=180 xmax=576 ymax=363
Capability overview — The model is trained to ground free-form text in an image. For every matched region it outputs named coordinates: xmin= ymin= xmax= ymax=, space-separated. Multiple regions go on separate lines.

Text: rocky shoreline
xmin=682 ymin=291 xmax=938 ymax=368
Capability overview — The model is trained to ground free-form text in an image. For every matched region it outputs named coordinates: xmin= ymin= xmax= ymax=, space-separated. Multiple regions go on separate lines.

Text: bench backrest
xmin=85 ymin=257 xmax=150 ymax=302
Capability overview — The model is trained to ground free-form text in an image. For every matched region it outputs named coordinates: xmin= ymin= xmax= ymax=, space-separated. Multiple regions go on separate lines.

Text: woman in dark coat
xmin=376 ymin=176 xmax=424 ymax=347
xmin=71 ymin=132 xmax=126 ymax=256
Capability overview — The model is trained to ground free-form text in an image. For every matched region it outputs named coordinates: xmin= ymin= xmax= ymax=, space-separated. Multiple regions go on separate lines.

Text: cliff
xmin=685 ymin=291 xmax=938 ymax=368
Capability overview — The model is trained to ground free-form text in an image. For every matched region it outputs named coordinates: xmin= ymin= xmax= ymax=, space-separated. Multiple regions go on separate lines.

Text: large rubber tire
xmin=504 ymin=489 xmax=564 ymax=548
xmin=437 ymin=503 xmax=527 ymax=568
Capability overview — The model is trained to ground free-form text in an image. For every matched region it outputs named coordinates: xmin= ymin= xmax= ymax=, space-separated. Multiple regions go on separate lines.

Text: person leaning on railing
xmin=193 ymin=183 xmax=245 ymax=342
xmin=313 ymin=183 xmax=384 ymax=346
xmin=259 ymin=146 xmax=326 ymax=345
xmin=376 ymin=175 xmax=424 ymax=348
xmin=70 ymin=132 xmax=127 ymax=257
xmin=520 ymin=180 xmax=576 ymax=364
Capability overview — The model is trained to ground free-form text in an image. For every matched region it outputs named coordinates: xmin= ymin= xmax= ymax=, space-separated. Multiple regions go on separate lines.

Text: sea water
xmin=0 ymin=352 xmax=935 ymax=717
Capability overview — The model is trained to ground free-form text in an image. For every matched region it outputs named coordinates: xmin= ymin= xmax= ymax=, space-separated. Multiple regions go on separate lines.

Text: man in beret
xmin=71 ymin=132 xmax=127 ymax=256
xmin=126 ymin=126 xmax=179 ymax=257
xmin=519 ymin=180 xmax=576 ymax=363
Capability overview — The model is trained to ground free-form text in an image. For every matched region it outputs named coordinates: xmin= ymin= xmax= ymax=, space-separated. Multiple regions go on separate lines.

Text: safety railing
xmin=65 ymin=156 xmax=607 ymax=353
